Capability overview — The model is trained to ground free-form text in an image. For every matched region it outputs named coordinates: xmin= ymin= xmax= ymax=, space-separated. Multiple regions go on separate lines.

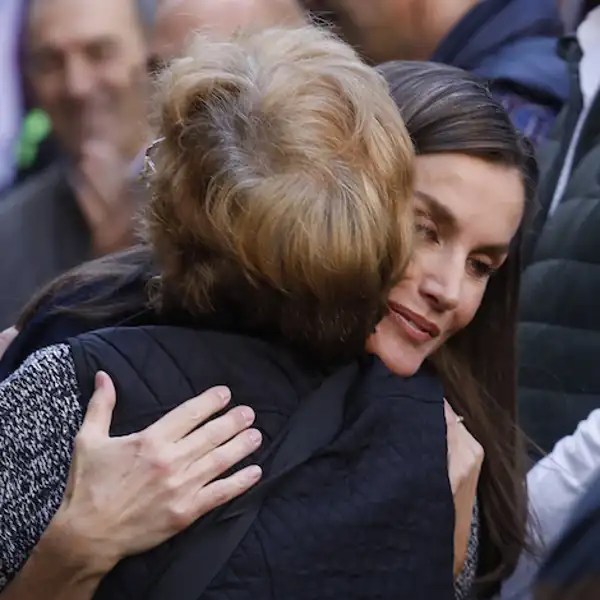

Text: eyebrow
xmin=414 ymin=190 xmax=457 ymax=227
xmin=414 ymin=190 xmax=510 ymax=257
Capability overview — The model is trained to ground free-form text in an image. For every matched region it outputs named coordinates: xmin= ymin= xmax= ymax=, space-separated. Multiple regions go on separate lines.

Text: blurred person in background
xmin=0 ymin=0 xmax=307 ymax=344
xmin=0 ymin=0 xmax=154 ymax=330
xmin=518 ymin=0 xmax=600 ymax=453
xmin=0 ymin=0 xmax=27 ymax=194
xmin=4 ymin=1 xmax=158 ymax=198
xmin=151 ymin=0 xmax=305 ymax=62
xmin=559 ymin=0 xmax=587 ymax=28
xmin=0 ymin=0 xmax=308 ymax=330
xmin=493 ymin=1 xmax=600 ymax=597
xmin=303 ymin=0 xmax=568 ymax=146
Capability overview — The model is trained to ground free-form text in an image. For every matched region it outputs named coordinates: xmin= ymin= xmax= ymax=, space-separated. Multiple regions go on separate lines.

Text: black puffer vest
xmin=518 ymin=35 xmax=600 ymax=453
xmin=68 ymin=325 xmax=455 ymax=600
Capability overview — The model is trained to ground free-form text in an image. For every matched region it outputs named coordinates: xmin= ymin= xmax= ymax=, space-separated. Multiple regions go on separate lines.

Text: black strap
xmin=147 ymin=363 xmax=360 ymax=600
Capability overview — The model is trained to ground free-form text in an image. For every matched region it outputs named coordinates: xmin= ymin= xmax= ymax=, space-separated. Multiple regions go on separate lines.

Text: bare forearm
xmin=1 ymin=513 xmax=114 ymax=600
xmin=2 ymin=558 xmax=101 ymax=600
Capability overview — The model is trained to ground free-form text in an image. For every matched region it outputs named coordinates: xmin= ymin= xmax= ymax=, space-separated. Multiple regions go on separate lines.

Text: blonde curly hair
xmin=144 ymin=25 xmax=414 ymax=365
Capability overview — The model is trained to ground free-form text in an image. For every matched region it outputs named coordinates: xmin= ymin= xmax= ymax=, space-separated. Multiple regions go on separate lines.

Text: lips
xmin=387 ymin=300 xmax=441 ymax=339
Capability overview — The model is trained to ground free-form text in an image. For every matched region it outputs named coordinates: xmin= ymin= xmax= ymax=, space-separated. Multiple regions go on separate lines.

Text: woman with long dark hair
xmin=378 ymin=60 xmax=535 ymax=596
xmin=1 ymin=54 xmax=533 ymax=600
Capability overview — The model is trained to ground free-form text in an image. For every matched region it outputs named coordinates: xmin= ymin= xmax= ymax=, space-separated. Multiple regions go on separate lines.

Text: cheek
xmin=101 ymin=63 xmax=129 ymax=88
xmin=399 ymin=255 xmax=421 ymax=283
xmin=448 ymin=284 xmax=486 ymax=337
xmin=107 ymin=62 xmax=148 ymax=102
xmin=32 ymin=78 xmax=59 ymax=107
xmin=113 ymin=46 xmax=147 ymax=78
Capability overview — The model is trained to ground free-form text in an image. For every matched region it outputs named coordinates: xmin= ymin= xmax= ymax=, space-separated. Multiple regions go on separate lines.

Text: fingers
xmin=191 ymin=464 xmax=262 ymax=519
xmin=161 ymin=433 xmax=263 ymax=532
xmin=444 ymin=399 xmax=458 ymax=423
xmin=444 ymin=400 xmax=482 ymax=460
xmin=145 ymin=386 xmax=232 ymax=443
xmin=176 ymin=405 xmax=256 ymax=461
xmin=81 ymin=372 xmax=117 ymax=438
xmin=444 ymin=399 xmax=484 ymax=470
xmin=183 ymin=428 xmax=263 ymax=487
xmin=0 ymin=326 xmax=19 ymax=360
xmin=444 ymin=399 xmax=460 ymax=442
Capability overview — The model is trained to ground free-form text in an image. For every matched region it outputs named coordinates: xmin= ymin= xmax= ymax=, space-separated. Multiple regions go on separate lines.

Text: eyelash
xmin=468 ymin=259 xmax=498 ymax=279
xmin=415 ymin=221 xmax=499 ymax=279
xmin=415 ymin=222 xmax=438 ymax=242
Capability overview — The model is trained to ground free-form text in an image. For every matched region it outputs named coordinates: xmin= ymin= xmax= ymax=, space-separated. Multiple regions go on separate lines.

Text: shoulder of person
xmin=0 ymin=163 xmax=70 ymax=224
xmin=0 ymin=342 xmax=82 ymax=418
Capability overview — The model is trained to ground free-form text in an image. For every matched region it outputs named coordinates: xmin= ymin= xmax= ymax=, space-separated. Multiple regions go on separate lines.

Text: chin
xmin=376 ymin=351 xmax=425 ymax=377
xmin=366 ymin=321 xmax=431 ymax=377
xmin=366 ymin=339 xmax=427 ymax=377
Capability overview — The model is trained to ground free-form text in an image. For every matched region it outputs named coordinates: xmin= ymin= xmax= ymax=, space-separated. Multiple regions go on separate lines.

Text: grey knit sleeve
xmin=0 ymin=343 xmax=83 ymax=591
xmin=455 ymin=500 xmax=480 ymax=600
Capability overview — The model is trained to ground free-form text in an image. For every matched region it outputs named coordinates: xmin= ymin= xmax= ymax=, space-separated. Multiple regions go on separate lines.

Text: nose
xmin=63 ymin=56 xmax=95 ymax=100
xmin=418 ymin=251 xmax=462 ymax=312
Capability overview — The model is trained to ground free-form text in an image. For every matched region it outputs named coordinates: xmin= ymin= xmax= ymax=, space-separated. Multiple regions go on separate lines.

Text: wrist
xmin=39 ymin=508 xmax=119 ymax=579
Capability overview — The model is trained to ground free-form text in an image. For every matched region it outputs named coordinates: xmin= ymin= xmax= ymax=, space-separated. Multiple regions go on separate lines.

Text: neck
xmin=409 ymin=0 xmax=479 ymax=60
xmin=121 ymin=126 xmax=149 ymax=165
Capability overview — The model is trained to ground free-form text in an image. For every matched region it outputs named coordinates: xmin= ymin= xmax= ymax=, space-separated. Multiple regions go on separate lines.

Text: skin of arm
xmin=1 ymin=510 xmax=115 ymax=600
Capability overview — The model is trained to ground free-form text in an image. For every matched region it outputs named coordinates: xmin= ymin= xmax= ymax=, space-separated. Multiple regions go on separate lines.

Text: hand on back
xmin=47 ymin=373 xmax=263 ymax=573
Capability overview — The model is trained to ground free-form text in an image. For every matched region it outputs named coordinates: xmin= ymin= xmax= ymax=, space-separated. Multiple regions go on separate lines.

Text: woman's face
xmin=367 ymin=152 xmax=525 ymax=376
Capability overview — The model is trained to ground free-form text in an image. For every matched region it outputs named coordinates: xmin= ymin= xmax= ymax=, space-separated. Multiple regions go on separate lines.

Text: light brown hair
xmin=143 ymin=25 xmax=414 ymax=364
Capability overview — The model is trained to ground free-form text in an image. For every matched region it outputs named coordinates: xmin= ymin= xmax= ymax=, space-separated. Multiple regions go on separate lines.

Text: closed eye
xmin=468 ymin=258 xmax=499 ymax=279
xmin=416 ymin=222 xmax=438 ymax=242
xmin=415 ymin=211 xmax=439 ymax=243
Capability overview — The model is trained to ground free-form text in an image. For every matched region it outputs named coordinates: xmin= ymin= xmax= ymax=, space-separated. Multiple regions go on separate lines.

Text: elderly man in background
xmin=0 ymin=0 xmax=153 ymax=328
xmin=152 ymin=0 xmax=305 ymax=59
xmin=0 ymin=0 xmax=307 ymax=331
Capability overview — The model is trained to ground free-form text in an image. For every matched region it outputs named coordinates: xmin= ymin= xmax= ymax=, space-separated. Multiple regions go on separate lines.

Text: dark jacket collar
xmin=431 ymin=0 xmax=569 ymax=103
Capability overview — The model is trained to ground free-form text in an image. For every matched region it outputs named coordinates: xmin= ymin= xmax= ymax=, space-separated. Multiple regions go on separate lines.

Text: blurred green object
xmin=16 ymin=109 xmax=52 ymax=170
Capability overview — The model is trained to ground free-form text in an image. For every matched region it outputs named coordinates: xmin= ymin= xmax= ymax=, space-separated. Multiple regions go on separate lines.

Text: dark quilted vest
xmin=518 ymin=36 xmax=600 ymax=453
xmin=68 ymin=325 xmax=455 ymax=600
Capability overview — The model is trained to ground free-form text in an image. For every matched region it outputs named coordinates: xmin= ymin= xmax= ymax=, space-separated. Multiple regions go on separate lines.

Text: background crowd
xmin=0 ymin=0 xmax=600 ymax=598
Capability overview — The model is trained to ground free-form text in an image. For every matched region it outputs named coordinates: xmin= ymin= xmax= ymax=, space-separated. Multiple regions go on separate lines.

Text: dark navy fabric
xmin=432 ymin=0 xmax=567 ymax=103
xmin=536 ymin=471 xmax=600 ymax=593
xmin=0 ymin=279 xmax=151 ymax=381
xmin=431 ymin=0 xmax=568 ymax=144
xmin=69 ymin=326 xmax=455 ymax=600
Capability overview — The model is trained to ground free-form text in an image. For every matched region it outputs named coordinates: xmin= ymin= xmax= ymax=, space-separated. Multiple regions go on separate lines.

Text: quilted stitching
xmin=70 ymin=327 xmax=454 ymax=600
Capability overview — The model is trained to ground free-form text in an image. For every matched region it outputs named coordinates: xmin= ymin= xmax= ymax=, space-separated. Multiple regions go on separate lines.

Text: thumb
xmin=444 ymin=399 xmax=459 ymax=448
xmin=82 ymin=371 xmax=117 ymax=437
xmin=444 ymin=399 xmax=457 ymax=428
